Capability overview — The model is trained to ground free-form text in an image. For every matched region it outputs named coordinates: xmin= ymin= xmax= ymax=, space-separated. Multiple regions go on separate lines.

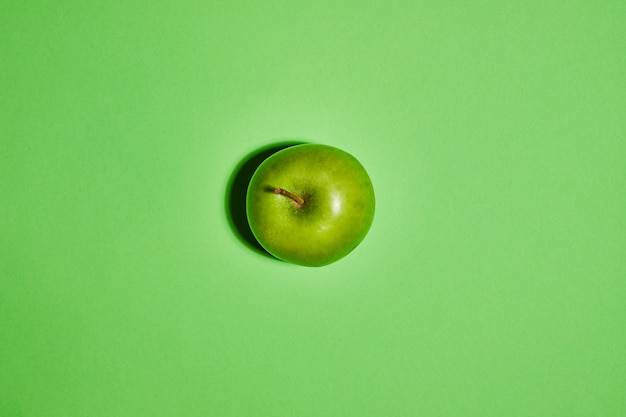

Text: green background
xmin=2 ymin=1 xmax=625 ymax=416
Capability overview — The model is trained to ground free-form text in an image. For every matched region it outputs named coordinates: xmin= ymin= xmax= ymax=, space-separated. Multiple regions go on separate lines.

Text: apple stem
xmin=274 ymin=187 xmax=305 ymax=206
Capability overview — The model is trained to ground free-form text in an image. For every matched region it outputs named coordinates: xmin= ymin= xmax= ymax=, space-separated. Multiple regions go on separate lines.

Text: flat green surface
xmin=2 ymin=1 xmax=625 ymax=416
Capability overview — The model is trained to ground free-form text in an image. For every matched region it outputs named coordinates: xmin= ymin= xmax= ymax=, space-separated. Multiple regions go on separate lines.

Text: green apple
xmin=246 ymin=144 xmax=375 ymax=267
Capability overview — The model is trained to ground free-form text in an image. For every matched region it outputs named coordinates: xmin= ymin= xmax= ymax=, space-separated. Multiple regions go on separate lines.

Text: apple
xmin=246 ymin=144 xmax=375 ymax=266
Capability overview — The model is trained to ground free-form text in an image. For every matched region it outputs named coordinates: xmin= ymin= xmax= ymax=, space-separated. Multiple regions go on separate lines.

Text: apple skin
xmin=246 ymin=144 xmax=375 ymax=267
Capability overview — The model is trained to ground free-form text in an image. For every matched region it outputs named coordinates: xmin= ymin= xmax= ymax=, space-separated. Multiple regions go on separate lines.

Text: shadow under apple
xmin=225 ymin=140 xmax=305 ymax=259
